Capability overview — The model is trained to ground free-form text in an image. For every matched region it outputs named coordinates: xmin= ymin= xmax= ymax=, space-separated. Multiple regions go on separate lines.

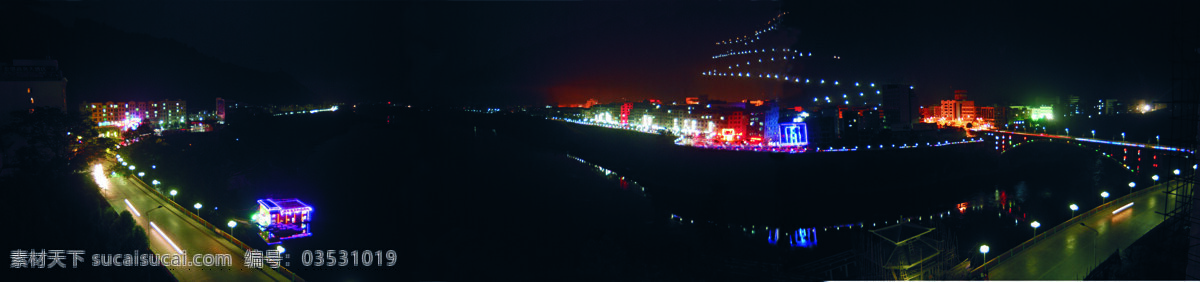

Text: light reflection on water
xmin=566 ymin=154 xmax=961 ymax=248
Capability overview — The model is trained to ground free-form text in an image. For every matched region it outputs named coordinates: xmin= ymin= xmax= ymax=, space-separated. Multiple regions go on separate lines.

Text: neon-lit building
xmin=80 ymin=100 xmax=188 ymax=135
xmin=253 ymin=198 xmax=313 ymax=245
xmin=777 ymin=122 xmax=808 ymax=146
xmin=1029 ymin=105 xmax=1054 ymax=121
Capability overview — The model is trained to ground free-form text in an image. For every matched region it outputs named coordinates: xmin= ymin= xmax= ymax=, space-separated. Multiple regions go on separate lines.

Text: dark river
xmin=151 ymin=107 xmax=1151 ymax=280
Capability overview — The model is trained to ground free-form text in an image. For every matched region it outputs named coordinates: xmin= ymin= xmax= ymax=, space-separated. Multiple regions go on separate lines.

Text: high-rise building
xmin=1067 ymin=95 xmax=1081 ymax=116
xmin=1 ymin=59 xmax=67 ymax=125
xmin=881 ymin=84 xmax=917 ymax=130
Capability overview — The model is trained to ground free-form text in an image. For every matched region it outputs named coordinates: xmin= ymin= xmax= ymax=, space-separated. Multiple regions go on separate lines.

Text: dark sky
xmin=29 ymin=1 xmax=1199 ymax=107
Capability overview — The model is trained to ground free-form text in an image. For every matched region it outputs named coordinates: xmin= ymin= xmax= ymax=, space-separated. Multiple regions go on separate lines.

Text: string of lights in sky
xmin=715 ymin=12 xmax=786 ymax=46
xmin=705 ymin=11 xmax=886 ymax=107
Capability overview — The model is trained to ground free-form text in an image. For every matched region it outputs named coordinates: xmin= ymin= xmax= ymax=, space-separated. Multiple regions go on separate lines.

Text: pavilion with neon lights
xmin=253 ymin=198 xmax=313 ymax=245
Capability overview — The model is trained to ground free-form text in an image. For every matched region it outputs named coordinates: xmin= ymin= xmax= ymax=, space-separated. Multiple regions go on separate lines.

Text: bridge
xmin=971 ymin=129 xmax=1194 ymax=279
xmin=985 ymin=129 xmax=1194 ymax=179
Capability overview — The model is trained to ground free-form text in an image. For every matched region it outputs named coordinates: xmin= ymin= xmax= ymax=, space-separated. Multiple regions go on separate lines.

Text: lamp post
xmin=1175 ymin=169 xmax=1182 ymax=176
xmin=1121 ymin=132 xmax=1125 ymax=142
xmin=137 ymin=172 xmax=144 ymax=177
xmin=1031 ymin=221 xmax=1041 ymax=236
xmin=1070 ymin=204 xmax=1079 ymax=217
xmin=1101 ymin=191 xmax=1109 ymax=204
xmin=169 ymin=189 xmax=177 ymax=201
xmin=1092 ymin=130 xmax=1096 ymax=138
xmin=1156 ymin=135 xmax=1160 ymax=145
xmin=144 ymin=205 xmax=165 ymax=229
xmin=227 ymin=220 xmax=237 ymax=234
xmin=1152 ymin=175 xmax=1159 ymax=186
xmin=980 ymin=245 xmax=990 ymax=262
xmin=1129 ymin=181 xmax=1136 ymax=193
xmin=1065 ymin=128 xmax=1069 ymax=136
xmin=194 ymin=203 xmax=202 ymax=216
xmin=1080 ymin=223 xmax=1100 ymax=272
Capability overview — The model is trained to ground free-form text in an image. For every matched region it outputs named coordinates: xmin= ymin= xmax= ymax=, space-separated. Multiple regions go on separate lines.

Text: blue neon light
xmin=790 ymin=227 xmax=817 ymax=248
xmin=779 ymin=122 xmax=808 ymax=145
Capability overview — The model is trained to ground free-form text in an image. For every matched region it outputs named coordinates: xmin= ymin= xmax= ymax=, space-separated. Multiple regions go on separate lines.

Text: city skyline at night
xmin=6 ymin=1 xmax=1192 ymax=109
xmin=3 ymin=1 xmax=1200 ymax=281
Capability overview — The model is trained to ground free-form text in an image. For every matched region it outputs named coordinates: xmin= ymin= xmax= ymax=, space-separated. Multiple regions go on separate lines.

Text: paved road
xmin=95 ymin=159 xmax=292 ymax=281
xmin=987 ymin=180 xmax=1179 ymax=280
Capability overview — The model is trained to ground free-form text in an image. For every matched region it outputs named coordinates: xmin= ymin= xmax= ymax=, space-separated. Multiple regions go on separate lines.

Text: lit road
xmin=985 ymin=180 xmax=1178 ymax=280
xmin=94 ymin=159 xmax=293 ymax=281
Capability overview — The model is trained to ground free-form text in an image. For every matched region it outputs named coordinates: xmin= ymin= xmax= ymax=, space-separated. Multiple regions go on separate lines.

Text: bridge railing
xmin=128 ymin=170 xmax=305 ymax=282
xmin=967 ymin=179 xmax=1171 ymax=277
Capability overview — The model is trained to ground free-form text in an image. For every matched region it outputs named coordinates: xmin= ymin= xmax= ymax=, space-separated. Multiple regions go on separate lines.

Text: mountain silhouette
xmin=1 ymin=5 xmax=321 ymax=113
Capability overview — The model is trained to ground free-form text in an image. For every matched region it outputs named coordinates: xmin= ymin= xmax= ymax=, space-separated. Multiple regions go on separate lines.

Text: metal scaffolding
xmin=1160 ymin=2 xmax=1200 ymax=280
xmin=857 ymin=222 xmax=966 ymax=280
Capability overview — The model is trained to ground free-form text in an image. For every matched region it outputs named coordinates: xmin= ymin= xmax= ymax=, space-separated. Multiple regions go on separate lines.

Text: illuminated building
xmin=82 ymin=100 xmax=187 ymax=130
xmin=1029 ymin=105 xmax=1054 ymax=121
xmin=919 ymin=106 xmax=936 ymax=121
xmin=939 ymin=90 xmax=975 ymax=122
xmin=777 ymin=122 xmax=808 ymax=145
xmin=1067 ymin=95 xmax=1081 ymax=116
xmin=978 ymin=105 xmax=1008 ymax=128
xmin=619 ymin=102 xmax=632 ymax=125
xmin=0 ymin=59 xmax=67 ymax=125
xmin=253 ymin=198 xmax=314 ymax=245
xmin=215 ymin=97 xmax=226 ymax=122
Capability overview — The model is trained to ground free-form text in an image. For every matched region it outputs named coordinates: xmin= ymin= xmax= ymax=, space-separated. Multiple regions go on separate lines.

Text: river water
xmin=187 ymin=107 xmax=1145 ymax=280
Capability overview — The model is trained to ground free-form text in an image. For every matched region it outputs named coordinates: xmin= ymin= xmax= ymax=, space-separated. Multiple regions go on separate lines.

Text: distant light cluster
xmin=715 ymin=12 xmax=787 ymax=46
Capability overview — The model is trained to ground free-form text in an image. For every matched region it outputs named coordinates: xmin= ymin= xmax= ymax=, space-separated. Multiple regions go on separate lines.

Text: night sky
xmin=27 ymin=1 xmax=1200 ymax=107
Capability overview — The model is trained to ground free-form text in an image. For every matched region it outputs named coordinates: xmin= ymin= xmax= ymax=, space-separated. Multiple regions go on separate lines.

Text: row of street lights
xmin=120 ymin=154 xmax=220 ymax=229
xmin=983 ymin=174 xmax=1184 ymax=271
xmin=117 ymin=154 xmax=246 ymax=250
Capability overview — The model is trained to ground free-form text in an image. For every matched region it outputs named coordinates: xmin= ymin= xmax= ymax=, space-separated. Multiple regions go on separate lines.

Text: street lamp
xmin=1152 ymin=175 xmax=1159 ymax=186
xmin=194 ymin=203 xmax=202 ymax=216
xmin=129 ymin=165 xmax=135 ymax=170
xmin=1092 ymin=130 xmax=1096 ymax=138
xmin=1031 ymin=221 xmax=1041 ymax=236
xmin=1070 ymin=204 xmax=1079 ymax=217
xmin=1101 ymin=191 xmax=1109 ymax=204
xmin=137 ymin=172 xmax=145 ymax=177
xmin=1065 ymin=128 xmax=1069 ymax=136
xmin=980 ymin=245 xmax=990 ymax=262
xmin=169 ymin=189 xmax=177 ymax=201
xmin=1175 ymin=169 xmax=1182 ymax=175
xmin=1121 ymin=132 xmax=1125 ymax=141
xmin=227 ymin=220 xmax=237 ymax=234
xmin=1129 ymin=181 xmax=1136 ymax=193
xmin=1156 ymin=135 xmax=1160 ymax=145
xmin=1080 ymin=223 xmax=1100 ymax=271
